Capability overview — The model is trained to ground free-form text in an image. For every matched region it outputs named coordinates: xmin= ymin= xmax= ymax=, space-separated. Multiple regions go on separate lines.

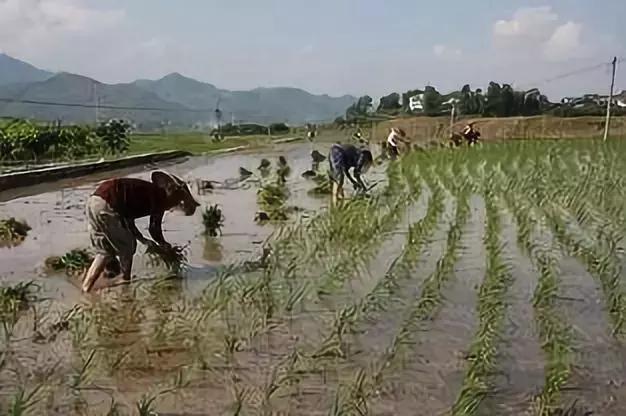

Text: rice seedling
xmin=45 ymin=248 xmax=93 ymax=275
xmin=0 ymin=217 xmax=31 ymax=246
xmin=202 ymin=204 xmax=225 ymax=237
xmin=308 ymin=172 xmax=332 ymax=196
xmin=311 ymin=150 xmax=326 ymax=164
xmin=257 ymin=181 xmax=290 ymax=221
xmin=452 ymin=185 xmax=512 ymax=416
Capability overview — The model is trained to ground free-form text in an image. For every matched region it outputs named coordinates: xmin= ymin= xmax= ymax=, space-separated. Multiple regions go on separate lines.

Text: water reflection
xmin=203 ymin=237 xmax=224 ymax=262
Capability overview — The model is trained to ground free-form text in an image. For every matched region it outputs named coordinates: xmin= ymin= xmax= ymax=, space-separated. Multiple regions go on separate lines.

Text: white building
xmin=409 ymin=94 xmax=424 ymax=112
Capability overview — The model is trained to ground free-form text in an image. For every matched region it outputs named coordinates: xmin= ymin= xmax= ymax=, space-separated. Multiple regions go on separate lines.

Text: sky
xmin=0 ymin=0 xmax=624 ymax=100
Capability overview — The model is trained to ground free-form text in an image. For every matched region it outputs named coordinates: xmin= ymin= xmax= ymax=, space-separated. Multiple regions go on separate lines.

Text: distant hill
xmin=133 ymin=72 xmax=356 ymax=124
xmin=0 ymin=54 xmax=53 ymax=86
xmin=0 ymin=54 xmax=356 ymax=127
xmin=0 ymin=73 xmax=192 ymax=128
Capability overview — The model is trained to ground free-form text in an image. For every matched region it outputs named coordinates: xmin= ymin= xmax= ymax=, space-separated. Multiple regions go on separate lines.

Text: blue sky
xmin=1 ymin=0 xmax=624 ymax=99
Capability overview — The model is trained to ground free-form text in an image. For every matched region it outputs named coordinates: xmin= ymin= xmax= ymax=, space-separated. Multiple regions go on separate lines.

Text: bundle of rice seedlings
xmin=257 ymin=183 xmax=289 ymax=212
xmin=258 ymin=158 xmax=271 ymax=170
xmin=311 ymin=150 xmax=326 ymax=163
xmin=302 ymin=170 xmax=317 ymax=179
xmin=46 ymin=248 xmax=94 ymax=275
xmin=202 ymin=204 xmax=225 ymax=237
xmin=0 ymin=217 xmax=31 ymax=244
xmin=146 ymin=243 xmax=189 ymax=274
xmin=0 ymin=280 xmax=39 ymax=316
xmin=239 ymin=167 xmax=253 ymax=178
xmin=276 ymin=156 xmax=291 ymax=184
xmin=308 ymin=173 xmax=332 ymax=195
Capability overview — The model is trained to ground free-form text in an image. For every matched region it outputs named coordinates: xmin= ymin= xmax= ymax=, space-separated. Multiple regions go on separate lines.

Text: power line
xmin=0 ymin=97 xmax=214 ymax=113
xmin=0 ymin=97 xmax=337 ymax=124
xmin=516 ymin=60 xmax=612 ymax=90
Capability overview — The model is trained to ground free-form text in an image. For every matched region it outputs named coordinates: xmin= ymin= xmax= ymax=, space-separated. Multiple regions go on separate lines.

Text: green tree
xmin=500 ymin=84 xmax=516 ymax=116
xmin=96 ymin=119 xmax=131 ymax=156
xmin=484 ymin=82 xmax=502 ymax=116
xmin=423 ymin=86 xmax=443 ymax=116
xmin=377 ymin=92 xmax=402 ymax=112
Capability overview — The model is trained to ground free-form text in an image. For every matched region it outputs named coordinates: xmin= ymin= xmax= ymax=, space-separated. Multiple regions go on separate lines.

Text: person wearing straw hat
xmin=81 ymin=171 xmax=200 ymax=293
xmin=386 ymin=127 xmax=410 ymax=160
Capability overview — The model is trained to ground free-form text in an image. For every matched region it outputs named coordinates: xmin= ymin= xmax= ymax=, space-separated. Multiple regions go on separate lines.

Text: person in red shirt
xmin=81 ymin=171 xmax=200 ymax=293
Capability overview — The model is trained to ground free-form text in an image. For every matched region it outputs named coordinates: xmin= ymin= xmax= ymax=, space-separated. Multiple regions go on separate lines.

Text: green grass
xmin=127 ymin=132 xmax=293 ymax=155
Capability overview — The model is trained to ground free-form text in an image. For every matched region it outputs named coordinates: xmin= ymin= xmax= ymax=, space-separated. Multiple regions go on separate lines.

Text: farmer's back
xmin=94 ymin=178 xmax=167 ymax=219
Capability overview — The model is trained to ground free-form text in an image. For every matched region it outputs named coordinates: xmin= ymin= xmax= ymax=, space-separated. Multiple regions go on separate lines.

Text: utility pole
xmin=93 ymin=83 xmax=99 ymax=125
xmin=450 ymin=103 xmax=456 ymax=134
xmin=603 ymin=56 xmax=618 ymax=141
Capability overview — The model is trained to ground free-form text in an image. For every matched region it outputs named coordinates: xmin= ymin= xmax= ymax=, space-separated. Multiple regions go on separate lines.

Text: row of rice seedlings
xmin=244 ymin=165 xmax=414 ymax=357
xmin=504 ymin=155 xmax=626 ymax=338
xmin=547 ymin=206 xmax=626 ymax=337
xmin=452 ymin=183 xmax=513 ymax=416
xmin=311 ymin=181 xmax=442 ymax=359
xmin=315 ymin=191 xmax=411 ymax=297
xmin=329 ymin=183 xmax=471 ymax=414
xmin=502 ymin=179 xmax=574 ymax=415
xmin=268 ymin=160 xmax=410 ymax=304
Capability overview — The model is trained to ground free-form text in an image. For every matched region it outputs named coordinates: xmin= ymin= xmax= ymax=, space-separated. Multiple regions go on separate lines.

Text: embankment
xmin=0 ymin=150 xmax=191 ymax=192
xmin=371 ymin=115 xmax=626 ymax=143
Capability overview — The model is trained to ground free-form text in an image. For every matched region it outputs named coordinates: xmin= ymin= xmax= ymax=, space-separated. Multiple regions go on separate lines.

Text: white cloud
xmin=543 ymin=22 xmax=584 ymax=62
xmin=433 ymin=44 xmax=462 ymax=61
xmin=492 ymin=6 xmax=586 ymax=62
xmin=0 ymin=0 xmax=125 ymax=64
xmin=493 ymin=6 xmax=558 ymax=46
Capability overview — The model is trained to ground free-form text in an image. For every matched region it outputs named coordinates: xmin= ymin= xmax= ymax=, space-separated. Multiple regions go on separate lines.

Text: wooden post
xmin=603 ymin=57 xmax=618 ymax=141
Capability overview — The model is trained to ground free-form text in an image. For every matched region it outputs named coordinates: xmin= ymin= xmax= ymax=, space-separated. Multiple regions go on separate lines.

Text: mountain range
xmin=0 ymin=54 xmax=356 ymax=128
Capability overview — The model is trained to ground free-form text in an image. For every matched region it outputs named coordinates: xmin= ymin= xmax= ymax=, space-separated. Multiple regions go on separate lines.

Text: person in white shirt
xmin=386 ymin=127 xmax=409 ymax=159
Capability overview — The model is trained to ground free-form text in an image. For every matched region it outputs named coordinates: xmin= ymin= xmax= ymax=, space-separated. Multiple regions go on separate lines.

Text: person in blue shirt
xmin=328 ymin=143 xmax=373 ymax=204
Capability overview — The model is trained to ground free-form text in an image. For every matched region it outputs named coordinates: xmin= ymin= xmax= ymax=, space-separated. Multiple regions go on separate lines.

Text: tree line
xmin=339 ymin=82 xmax=626 ymax=123
xmin=0 ymin=118 xmax=131 ymax=162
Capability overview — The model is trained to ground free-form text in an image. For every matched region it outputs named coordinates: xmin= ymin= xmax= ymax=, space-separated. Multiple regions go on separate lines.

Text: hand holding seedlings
xmin=81 ymin=170 xmax=199 ymax=293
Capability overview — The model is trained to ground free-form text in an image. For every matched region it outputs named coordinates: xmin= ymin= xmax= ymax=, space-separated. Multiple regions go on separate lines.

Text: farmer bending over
xmin=82 ymin=171 xmax=199 ymax=293
xmin=462 ymin=122 xmax=480 ymax=146
xmin=328 ymin=143 xmax=373 ymax=204
xmin=387 ymin=127 xmax=410 ymax=160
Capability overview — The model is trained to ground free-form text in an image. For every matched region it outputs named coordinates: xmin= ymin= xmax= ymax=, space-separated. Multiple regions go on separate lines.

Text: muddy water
xmin=0 ymin=143 xmax=354 ymax=291
xmin=369 ymin=194 xmax=482 ymax=415
xmin=482 ymin=209 xmax=545 ymax=415
xmin=558 ymin=256 xmax=626 ymax=415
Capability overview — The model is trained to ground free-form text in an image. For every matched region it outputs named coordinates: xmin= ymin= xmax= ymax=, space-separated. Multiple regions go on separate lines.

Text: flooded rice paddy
xmin=1 ymin=140 xmax=626 ymax=415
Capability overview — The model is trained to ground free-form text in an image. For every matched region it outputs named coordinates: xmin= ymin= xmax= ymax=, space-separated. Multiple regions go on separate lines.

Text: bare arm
xmin=344 ymin=169 xmax=362 ymax=190
xmin=353 ymin=170 xmax=368 ymax=191
xmin=126 ymin=219 xmax=151 ymax=245
xmin=148 ymin=211 xmax=169 ymax=246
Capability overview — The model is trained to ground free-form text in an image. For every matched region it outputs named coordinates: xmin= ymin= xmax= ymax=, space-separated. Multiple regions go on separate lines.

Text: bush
xmin=0 ymin=118 xmax=130 ymax=161
xmin=95 ymin=119 xmax=131 ymax=155
xmin=269 ymin=123 xmax=289 ymax=134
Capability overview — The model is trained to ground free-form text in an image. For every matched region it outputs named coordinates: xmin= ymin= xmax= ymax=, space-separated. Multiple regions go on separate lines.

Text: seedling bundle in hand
xmin=146 ymin=243 xmax=189 ymax=274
